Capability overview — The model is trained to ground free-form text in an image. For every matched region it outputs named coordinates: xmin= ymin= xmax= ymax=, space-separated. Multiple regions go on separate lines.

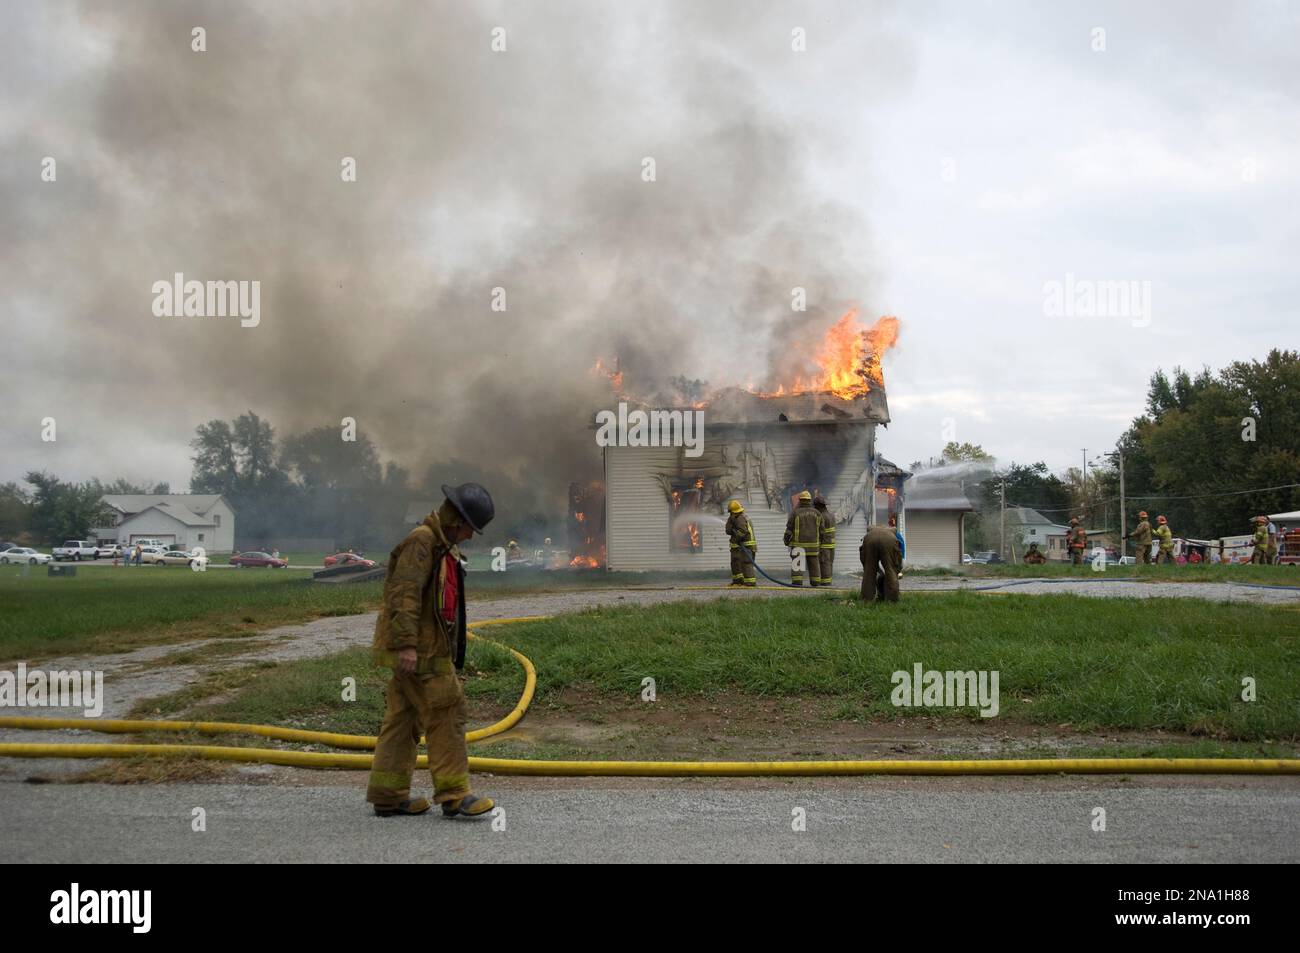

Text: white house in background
xmin=1005 ymin=506 xmax=1071 ymax=559
xmin=94 ymin=494 xmax=236 ymax=552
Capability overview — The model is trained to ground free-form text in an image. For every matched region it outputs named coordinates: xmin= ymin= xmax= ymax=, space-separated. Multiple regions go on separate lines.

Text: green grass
xmin=952 ymin=561 xmax=1300 ymax=585
xmin=0 ymin=566 xmax=382 ymax=662
xmin=160 ymin=593 xmax=1299 ymax=745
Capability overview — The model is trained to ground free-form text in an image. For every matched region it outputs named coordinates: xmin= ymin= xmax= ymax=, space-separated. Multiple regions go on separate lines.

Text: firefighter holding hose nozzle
xmin=725 ymin=500 xmax=757 ymax=587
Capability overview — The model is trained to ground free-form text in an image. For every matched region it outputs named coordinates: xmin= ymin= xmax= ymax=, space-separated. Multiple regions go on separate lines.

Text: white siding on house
xmin=205 ymin=499 xmax=236 ymax=552
xmin=605 ymin=424 xmax=876 ymax=577
xmin=118 ymin=510 xmax=188 ymax=548
xmin=903 ymin=510 xmax=964 ymax=567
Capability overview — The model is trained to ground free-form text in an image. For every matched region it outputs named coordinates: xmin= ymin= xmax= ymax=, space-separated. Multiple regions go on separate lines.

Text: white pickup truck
xmin=53 ymin=540 xmax=99 ymax=561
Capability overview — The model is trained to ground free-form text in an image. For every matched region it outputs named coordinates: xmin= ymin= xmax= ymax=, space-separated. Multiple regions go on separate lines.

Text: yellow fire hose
xmin=1 ymin=614 xmax=1297 ymax=777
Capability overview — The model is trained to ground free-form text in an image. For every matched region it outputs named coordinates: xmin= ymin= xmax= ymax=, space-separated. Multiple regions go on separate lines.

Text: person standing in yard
xmin=1153 ymin=516 xmax=1174 ymax=564
xmin=859 ymin=523 xmax=902 ymax=603
xmin=1068 ymin=517 xmax=1087 ymax=566
xmin=724 ymin=500 xmax=757 ymax=587
xmin=1251 ymin=516 xmax=1270 ymax=564
xmin=366 ymin=482 xmax=498 ymax=819
xmin=783 ymin=490 xmax=821 ymax=586
xmin=1125 ymin=511 xmax=1153 ymax=564
xmin=813 ymin=495 xmax=836 ymax=587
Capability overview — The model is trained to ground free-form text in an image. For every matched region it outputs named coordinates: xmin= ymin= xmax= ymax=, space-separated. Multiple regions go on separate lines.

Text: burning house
xmin=586 ymin=312 xmax=910 ymax=574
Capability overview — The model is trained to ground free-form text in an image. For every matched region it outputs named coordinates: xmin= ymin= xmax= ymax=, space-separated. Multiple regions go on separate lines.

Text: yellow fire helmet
xmin=728 ymin=500 xmax=744 ymax=513
xmin=508 ymin=539 xmax=517 ymax=546
xmin=798 ymin=490 xmax=812 ymax=502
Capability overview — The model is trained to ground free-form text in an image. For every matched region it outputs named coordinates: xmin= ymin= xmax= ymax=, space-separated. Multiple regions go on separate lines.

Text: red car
xmin=230 ymin=551 xmax=288 ymax=568
xmin=323 ymin=552 xmax=376 ymax=569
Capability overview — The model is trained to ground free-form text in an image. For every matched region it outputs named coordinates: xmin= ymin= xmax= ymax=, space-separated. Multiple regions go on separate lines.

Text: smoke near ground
xmin=1 ymin=1 xmax=913 ymax=519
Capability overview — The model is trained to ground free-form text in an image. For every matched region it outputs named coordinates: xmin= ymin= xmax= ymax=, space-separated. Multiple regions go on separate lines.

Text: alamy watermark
xmin=0 ymin=663 xmax=104 ymax=717
xmin=1043 ymin=273 xmax=1151 ymax=328
xmin=595 ymin=402 xmax=704 ymax=458
xmin=50 ymin=883 xmax=150 ymax=933
xmin=890 ymin=663 xmax=1000 ymax=717
xmin=152 ymin=272 xmax=260 ymax=327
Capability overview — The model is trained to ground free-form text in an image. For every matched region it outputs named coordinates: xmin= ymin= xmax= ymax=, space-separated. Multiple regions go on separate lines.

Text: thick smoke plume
xmin=1 ymin=1 xmax=913 ymax=523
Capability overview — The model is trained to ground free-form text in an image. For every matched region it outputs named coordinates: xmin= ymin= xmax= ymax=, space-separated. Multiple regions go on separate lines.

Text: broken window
xmin=669 ymin=478 xmax=704 ymax=553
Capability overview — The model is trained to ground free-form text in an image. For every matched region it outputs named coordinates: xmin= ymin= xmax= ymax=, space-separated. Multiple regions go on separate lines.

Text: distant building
xmin=903 ymin=480 xmax=976 ymax=568
xmin=95 ymin=494 xmax=235 ymax=552
xmin=1005 ymin=506 xmax=1071 ymax=559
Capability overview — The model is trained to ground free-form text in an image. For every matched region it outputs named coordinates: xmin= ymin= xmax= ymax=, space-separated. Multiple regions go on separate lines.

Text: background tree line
xmin=910 ymin=350 xmax=1299 ymax=553
xmin=2 ymin=411 xmax=557 ymax=549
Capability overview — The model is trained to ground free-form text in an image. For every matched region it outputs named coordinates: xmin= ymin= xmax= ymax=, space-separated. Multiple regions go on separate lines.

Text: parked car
xmin=961 ymin=553 xmax=972 ymax=565
xmin=153 ymin=550 xmax=200 ymax=567
xmin=230 ymin=551 xmax=288 ymax=569
xmin=1 ymin=547 xmax=53 ymax=565
xmin=131 ymin=538 xmax=169 ymax=549
xmin=53 ymin=540 xmax=99 ymax=561
xmin=323 ymin=552 xmax=376 ymax=569
xmin=970 ymin=551 xmax=1004 ymax=564
xmin=96 ymin=542 xmax=123 ymax=558
xmin=136 ymin=546 xmax=168 ymax=564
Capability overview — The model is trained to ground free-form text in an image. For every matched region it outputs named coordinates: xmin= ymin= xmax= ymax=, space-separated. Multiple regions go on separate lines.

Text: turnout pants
xmin=366 ymin=669 xmax=471 ymax=809
xmin=860 ymin=541 xmax=902 ymax=602
xmin=1070 ymin=549 xmax=1084 ymax=565
xmin=1137 ymin=544 xmax=1152 ymax=564
xmin=815 ymin=548 xmax=835 ymax=587
xmin=790 ymin=546 xmax=819 ymax=586
xmin=730 ymin=545 xmax=757 ymax=586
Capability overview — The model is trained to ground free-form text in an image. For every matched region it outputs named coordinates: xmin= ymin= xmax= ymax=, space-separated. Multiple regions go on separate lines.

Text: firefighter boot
xmin=442 ymin=793 xmax=495 ymax=818
xmin=374 ymin=797 xmax=431 ymax=817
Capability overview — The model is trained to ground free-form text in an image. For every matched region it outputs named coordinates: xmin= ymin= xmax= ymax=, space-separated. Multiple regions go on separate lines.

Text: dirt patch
xmin=464 ymin=686 xmax=1246 ymax=762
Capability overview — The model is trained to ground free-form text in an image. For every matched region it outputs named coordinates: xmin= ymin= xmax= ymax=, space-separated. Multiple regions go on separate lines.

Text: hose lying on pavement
xmin=2 ymin=615 xmax=1297 ymax=777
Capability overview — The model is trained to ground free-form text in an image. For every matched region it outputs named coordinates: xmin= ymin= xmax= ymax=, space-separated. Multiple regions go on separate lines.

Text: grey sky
xmin=1 ymin=0 xmax=1295 ymax=496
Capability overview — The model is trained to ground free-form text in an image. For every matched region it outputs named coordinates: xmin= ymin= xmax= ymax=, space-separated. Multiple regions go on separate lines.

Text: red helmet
xmin=1137 ymin=510 xmax=1148 ymax=519
xmin=1157 ymin=515 xmax=1167 ymax=524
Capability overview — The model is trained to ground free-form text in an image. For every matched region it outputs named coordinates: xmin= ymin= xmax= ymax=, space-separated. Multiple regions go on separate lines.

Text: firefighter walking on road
xmin=1153 ymin=515 xmax=1174 ymax=563
xmin=1251 ymin=516 xmax=1270 ymax=564
xmin=860 ymin=523 xmax=902 ymax=602
xmin=1068 ymin=517 xmax=1087 ymax=566
xmin=366 ymin=482 xmax=497 ymax=820
xmin=1126 ymin=510 xmax=1153 ymax=564
xmin=813 ymin=495 xmax=835 ymax=587
xmin=725 ymin=500 xmax=757 ymax=587
xmin=784 ymin=490 xmax=822 ymax=586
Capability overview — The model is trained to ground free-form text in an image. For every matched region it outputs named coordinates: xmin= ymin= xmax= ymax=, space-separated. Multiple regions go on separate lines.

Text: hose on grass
xmin=2 ymin=616 xmax=1297 ymax=777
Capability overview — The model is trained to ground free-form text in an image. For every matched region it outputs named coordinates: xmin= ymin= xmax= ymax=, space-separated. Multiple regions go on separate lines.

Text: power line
xmin=1002 ymin=481 xmax=1300 ymax=512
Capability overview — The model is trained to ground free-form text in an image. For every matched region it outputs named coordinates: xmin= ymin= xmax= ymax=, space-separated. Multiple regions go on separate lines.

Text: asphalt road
xmin=2 ymin=778 xmax=1296 ymax=863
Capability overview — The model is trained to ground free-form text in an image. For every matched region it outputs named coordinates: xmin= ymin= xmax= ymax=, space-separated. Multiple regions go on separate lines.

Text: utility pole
xmin=1118 ymin=450 xmax=1126 ymax=556
xmin=1000 ymin=477 xmax=1006 ymax=559
xmin=1081 ymin=448 xmax=1088 ymax=519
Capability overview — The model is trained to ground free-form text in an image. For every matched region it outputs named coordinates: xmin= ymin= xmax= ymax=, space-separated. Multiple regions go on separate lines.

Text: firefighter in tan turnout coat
xmin=783 ymin=490 xmax=822 ymax=586
xmin=725 ymin=500 xmax=757 ymax=587
xmin=366 ymin=483 xmax=497 ymax=819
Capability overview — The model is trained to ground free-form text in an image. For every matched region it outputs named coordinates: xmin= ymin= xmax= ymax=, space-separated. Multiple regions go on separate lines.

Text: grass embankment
xmin=0 ymin=567 xmax=382 ymax=662
xmin=144 ymin=593 xmax=1299 ymax=761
